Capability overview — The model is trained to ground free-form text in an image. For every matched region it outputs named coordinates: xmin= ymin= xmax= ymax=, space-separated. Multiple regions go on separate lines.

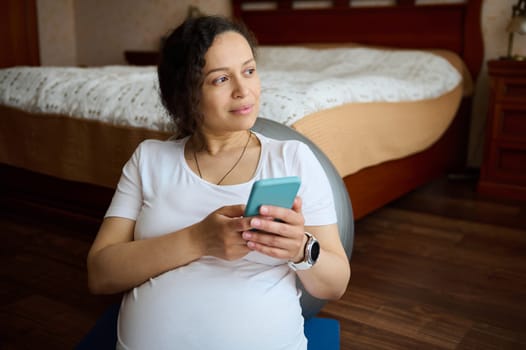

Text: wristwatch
xmin=288 ymin=232 xmax=320 ymax=271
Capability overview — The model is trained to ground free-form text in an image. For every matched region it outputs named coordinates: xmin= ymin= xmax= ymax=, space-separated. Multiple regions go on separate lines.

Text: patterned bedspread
xmin=0 ymin=46 xmax=461 ymax=132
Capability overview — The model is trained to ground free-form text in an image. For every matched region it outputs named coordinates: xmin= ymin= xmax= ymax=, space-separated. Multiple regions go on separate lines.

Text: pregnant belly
xmin=117 ymin=257 xmax=306 ymax=350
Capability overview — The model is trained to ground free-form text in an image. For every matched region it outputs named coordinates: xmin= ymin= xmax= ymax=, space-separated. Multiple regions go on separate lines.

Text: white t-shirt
xmin=106 ymin=132 xmax=337 ymax=350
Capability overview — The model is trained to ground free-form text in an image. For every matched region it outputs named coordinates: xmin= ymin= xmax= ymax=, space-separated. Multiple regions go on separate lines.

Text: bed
xmin=0 ymin=0 xmax=483 ymax=220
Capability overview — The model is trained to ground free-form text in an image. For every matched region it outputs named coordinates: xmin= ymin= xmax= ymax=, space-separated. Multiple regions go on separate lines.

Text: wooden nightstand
xmin=477 ymin=59 xmax=526 ymax=201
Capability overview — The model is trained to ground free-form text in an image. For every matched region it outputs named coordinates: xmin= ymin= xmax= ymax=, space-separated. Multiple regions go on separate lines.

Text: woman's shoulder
xmin=131 ymin=137 xmax=186 ymax=161
xmin=136 ymin=137 xmax=185 ymax=152
xmin=255 ymin=132 xmax=306 ymax=150
xmin=255 ymin=132 xmax=312 ymax=159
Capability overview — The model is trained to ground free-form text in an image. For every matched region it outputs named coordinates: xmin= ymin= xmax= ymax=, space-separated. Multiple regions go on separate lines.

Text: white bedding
xmin=0 ymin=47 xmax=461 ymax=131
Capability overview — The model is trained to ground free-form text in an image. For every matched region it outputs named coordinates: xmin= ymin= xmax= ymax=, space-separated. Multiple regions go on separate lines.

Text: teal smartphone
xmin=244 ymin=176 xmax=301 ymax=217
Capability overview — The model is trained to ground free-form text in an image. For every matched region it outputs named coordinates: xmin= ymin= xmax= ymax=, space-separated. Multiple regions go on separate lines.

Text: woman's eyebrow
xmin=204 ymin=58 xmax=255 ymax=77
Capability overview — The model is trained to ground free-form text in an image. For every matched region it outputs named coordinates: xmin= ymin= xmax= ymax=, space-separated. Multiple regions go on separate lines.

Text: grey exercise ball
xmin=252 ymin=117 xmax=354 ymax=319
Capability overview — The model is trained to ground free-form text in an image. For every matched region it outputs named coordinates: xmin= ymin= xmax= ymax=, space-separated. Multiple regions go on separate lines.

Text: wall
xmin=36 ymin=0 xmax=77 ymax=66
xmin=35 ymin=0 xmax=526 ymax=166
xmin=38 ymin=0 xmax=229 ymax=67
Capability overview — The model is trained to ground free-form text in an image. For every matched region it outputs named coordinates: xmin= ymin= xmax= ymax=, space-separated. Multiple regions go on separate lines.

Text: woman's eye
xmin=213 ymin=76 xmax=228 ymax=85
xmin=245 ymin=68 xmax=256 ymax=76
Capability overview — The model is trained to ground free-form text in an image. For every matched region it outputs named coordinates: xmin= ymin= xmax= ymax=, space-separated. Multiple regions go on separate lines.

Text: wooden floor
xmin=1 ymin=169 xmax=525 ymax=349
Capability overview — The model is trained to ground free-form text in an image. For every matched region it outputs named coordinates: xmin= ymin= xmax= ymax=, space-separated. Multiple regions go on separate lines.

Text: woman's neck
xmin=191 ymin=130 xmax=252 ymax=156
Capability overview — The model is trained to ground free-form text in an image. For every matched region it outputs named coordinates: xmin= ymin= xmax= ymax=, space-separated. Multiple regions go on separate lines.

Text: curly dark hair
xmin=158 ymin=16 xmax=258 ymax=139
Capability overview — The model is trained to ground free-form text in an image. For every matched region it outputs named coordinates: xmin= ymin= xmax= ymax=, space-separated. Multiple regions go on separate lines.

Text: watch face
xmin=310 ymin=241 xmax=320 ymax=262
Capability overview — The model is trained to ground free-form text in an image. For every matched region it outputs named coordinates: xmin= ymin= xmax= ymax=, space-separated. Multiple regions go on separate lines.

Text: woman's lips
xmin=231 ymin=104 xmax=254 ymax=115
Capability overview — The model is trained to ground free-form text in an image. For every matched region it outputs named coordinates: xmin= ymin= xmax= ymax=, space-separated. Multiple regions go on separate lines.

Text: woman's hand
xmin=241 ymin=197 xmax=307 ymax=261
xmin=196 ymin=204 xmax=253 ymax=261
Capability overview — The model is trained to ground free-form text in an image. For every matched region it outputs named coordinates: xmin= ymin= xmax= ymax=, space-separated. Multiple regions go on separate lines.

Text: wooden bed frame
xmin=232 ymin=0 xmax=483 ymax=219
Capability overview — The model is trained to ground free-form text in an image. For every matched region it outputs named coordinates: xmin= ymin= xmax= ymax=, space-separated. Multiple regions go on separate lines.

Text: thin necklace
xmin=193 ymin=131 xmax=252 ymax=185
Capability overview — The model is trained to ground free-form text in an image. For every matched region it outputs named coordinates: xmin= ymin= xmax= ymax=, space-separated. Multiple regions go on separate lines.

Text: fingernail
xmin=242 ymin=231 xmax=252 ymax=239
xmin=251 ymin=218 xmax=261 ymax=227
xmin=260 ymin=206 xmax=268 ymax=215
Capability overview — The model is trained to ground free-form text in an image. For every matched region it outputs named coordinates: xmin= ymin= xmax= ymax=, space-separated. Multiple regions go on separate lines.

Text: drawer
xmin=494 ymin=78 xmax=526 ymax=103
xmin=490 ymin=103 xmax=526 ymax=141
xmin=486 ymin=142 xmax=526 ymax=186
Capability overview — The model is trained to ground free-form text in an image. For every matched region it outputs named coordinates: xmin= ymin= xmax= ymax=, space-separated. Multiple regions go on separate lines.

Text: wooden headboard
xmin=232 ymin=0 xmax=483 ymax=79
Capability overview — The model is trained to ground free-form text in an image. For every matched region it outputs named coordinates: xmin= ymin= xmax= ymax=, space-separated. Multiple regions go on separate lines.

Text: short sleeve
xmin=104 ymin=143 xmax=144 ymax=220
xmin=293 ymin=142 xmax=337 ymax=226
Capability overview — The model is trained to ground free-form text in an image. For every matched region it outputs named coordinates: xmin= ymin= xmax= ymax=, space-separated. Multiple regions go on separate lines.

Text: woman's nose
xmin=232 ymin=79 xmax=249 ymax=98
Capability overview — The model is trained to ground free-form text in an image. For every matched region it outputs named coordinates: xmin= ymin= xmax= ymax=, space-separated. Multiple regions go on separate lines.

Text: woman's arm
xmin=87 ymin=217 xmax=201 ymax=295
xmin=294 ymin=224 xmax=351 ymax=300
xmin=87 ymin=204 xmax=252 ymax=295
xmin=242 ymin=197 xmax=351 ymax=300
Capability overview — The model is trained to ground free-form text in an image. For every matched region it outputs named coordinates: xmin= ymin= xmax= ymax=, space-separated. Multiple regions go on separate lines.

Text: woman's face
xmin=199 ymin=31 xmax=261 ymax=135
